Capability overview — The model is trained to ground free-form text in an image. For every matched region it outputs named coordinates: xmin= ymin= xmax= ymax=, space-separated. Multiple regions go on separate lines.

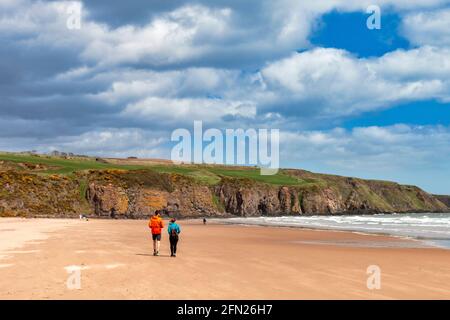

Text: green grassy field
xmin=150 ymin=165 xmax=303 ymax=185
xmin=0 ymin=153 xmax=145 ymax=174
xmin=0 ymin=153 xmax=308 ymax=186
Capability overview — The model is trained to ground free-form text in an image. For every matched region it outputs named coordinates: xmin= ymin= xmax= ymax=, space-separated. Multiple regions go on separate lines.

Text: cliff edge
xmin=0 ymin=153 xmax=448 ymax=218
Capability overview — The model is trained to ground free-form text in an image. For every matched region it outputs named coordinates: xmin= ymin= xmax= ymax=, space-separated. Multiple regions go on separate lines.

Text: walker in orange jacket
xmin=149 ymin=212 xmax=164 ymax=256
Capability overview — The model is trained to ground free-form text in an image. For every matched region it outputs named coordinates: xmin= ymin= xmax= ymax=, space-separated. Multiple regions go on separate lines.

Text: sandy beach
xmin=0 ymin=217 xmax=449 ymax=299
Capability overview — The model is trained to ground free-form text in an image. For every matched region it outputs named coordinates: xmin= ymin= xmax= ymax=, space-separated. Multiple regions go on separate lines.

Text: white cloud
xmin=80 ymin=5 xmax=228 ymax=66
xmin=0 ymin=1 xmax=313 ymax=69
xmin=121 ymin=96 xmax=256 ymax=126
xmin=402 ymin=7 xmax=450 ymax=47
xmin=45 ymin=129 xmax=167 ymax=158
xmin=91 ymin=67 xmax=241 ymax=104
xmin=3 ymin=0 xmax=447 ymax=70
xmin=372 ymin=46 xmax=450 ymax=80
xmin=281 ymin=124 xmax=450 ymax=193
xmin=79 ymin=45 xmax=450 ymax=128
xmin=49 ymin=45 xmax=449 ymax=132
xmin=259 ymin=46 xmax=450 ymax=118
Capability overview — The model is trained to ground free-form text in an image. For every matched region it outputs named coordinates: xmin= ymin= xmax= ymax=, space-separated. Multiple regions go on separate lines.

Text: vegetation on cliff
xmin=0 ymin=152 xmax=448 ymax=218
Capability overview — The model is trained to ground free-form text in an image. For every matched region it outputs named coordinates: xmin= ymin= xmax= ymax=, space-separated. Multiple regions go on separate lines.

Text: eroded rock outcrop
xmin=213 ymin=175 xmax=448 ymax=216
xmin=85 ymin=170 xmax=222 ymax=218
xmin=87 ymin=183 xmax=129 ymax=217
xmin=215 ymin=181 xmax=302 ymax=216
xmin=0 ymin=167 xmax=448 ymax=218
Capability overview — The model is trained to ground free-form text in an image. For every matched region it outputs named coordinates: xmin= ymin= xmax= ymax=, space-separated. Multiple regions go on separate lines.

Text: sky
xmin=1 ymin=0 xmax=450 ymax=194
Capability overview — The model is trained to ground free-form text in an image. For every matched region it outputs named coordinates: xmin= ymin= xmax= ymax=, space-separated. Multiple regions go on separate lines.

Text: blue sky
xmin=1 ymin=0 xmax=450 ymax=194
xmin=311 ymin=10 xmax=410 ymax=57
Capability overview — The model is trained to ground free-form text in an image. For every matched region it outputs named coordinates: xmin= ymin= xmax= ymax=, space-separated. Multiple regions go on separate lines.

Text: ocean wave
xmin=221 ymin=213 xmax=450 ymax=246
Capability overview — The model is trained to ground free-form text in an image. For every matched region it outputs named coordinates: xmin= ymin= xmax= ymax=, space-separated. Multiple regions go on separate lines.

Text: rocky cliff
xmin=0 ymin=163 xmax=448 ymax=218
xmin=85 ymin=170 xmax=220 ymax=218
xmin=0 ymin=170 xmax=87 ymax=217
xmin=434 ymin=195 xmax=450 ymax=209
xmin=214 ymin=172 xmax=447 ymax=216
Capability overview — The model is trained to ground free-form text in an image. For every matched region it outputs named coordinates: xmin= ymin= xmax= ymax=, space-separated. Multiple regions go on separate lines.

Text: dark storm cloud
xmin=75 ymin=0 xmax=265 ymax=28
xmin=0 ymin=116 xmax=87 ymax=138
xmin=0 ymin=95 xmax=111 ymax=125
xmin=1 ymin=69 xmax=114 ymax=99
xmin=77 ymin=0 xmax=180 ymax=27
xmin=0 ymin=42 xmax=83 ymax=85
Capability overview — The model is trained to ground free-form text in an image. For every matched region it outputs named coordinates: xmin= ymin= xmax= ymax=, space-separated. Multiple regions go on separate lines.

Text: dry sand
xmin=0 ymin=218 xmax=449 ymax=299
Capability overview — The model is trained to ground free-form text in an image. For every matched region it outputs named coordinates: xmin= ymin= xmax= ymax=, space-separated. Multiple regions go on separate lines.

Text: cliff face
xmin=0 ymin=166 xmax=448 ymax=218
xmin=434 ymin=195 xmax=450 ymax=208
xmin=215 ymin=176 xmax=447 ymax=216
xmin=0 ymin=171 xmax=87 ymax=217
xmin=215 ymin=180 xmax=301 ymax=216
xmin=85 ymin=170 xmax=221 ymax=218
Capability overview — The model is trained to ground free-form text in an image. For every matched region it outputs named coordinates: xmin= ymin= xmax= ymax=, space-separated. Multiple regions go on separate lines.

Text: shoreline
xmin=9 ymin=206 xmax=450 ymax=220
xmin=213 ymin=213 xmax=450 ymax=249
xmin=4 ymin=215 xmax=450 ymax=249
xmin=215 ymin=221 xmax=435 ymax=246
xmin=212 ymin=220 xmax=437 ymax=250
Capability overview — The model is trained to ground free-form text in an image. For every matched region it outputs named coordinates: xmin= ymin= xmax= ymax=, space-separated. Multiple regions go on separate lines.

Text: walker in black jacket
xmin=168 ymin=218 xmax=181 ymax=257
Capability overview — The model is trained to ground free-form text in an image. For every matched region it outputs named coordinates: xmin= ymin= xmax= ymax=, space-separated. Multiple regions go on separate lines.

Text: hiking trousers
xmin=169 ymin=235 xmax=179 ymax=255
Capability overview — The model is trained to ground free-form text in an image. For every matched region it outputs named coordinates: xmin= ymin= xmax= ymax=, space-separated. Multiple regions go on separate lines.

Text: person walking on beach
xmin=168 ymin=218 xmax=181 ymax=257
xmin=203 ymin=218 xmax=207 ymax=225
xmin=149 ymin=210 xmax=164 ymax=256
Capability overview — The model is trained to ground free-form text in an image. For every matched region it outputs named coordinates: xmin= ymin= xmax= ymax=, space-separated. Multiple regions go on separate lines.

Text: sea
xmin=219 ymin=212 xmax=450 ymax=249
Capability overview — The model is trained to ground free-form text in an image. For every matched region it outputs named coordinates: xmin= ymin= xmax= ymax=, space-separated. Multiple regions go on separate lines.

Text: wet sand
xmin=0 ymin=218 xmax=449 ymax=299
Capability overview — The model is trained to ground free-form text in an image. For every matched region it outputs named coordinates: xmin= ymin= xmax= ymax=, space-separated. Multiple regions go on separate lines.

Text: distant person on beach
xmin=149 ymin=210 xmax=164 ymax=256
xmin=203 ymin=218 xmax=207 ymax=225
xmin=168 ymin=218 xmax=181 ymax=257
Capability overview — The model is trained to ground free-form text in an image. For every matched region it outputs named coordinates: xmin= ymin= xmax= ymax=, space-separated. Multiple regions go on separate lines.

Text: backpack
xmin=171 ymin=225 xmax=178 ymax=237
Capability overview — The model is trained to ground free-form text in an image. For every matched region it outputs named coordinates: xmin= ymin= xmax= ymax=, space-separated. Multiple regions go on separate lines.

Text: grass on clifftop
xmin=0 ymin=153 xmax=312 ymax=186
xmin=147 ymin=165 xmax=303 ymax=185
xmin=0 ymin=153 xmax=145 ymax=174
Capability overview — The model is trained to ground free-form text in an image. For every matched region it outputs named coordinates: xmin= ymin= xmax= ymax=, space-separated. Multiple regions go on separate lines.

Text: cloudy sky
xmin=1 ymin=0 xmax=450 ymax=193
